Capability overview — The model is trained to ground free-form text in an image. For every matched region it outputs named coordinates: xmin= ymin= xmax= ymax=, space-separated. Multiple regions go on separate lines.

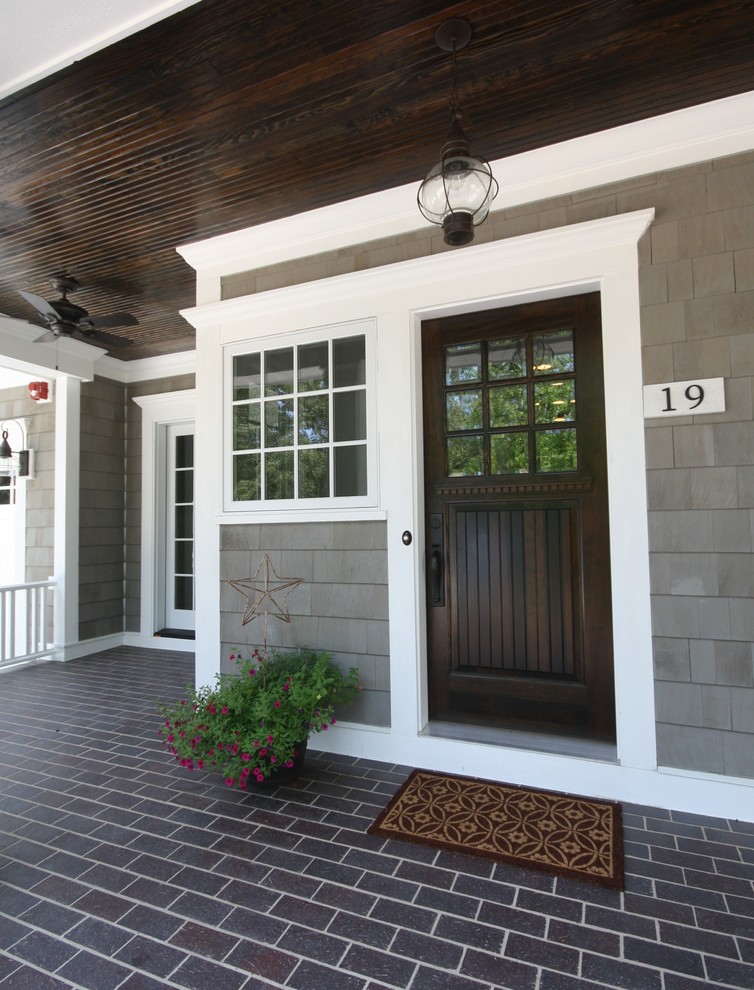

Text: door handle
xmin=431 ymin=549 xmax=443 ymax=604
xmin=429 ymin=512 xmax=445 ymax=606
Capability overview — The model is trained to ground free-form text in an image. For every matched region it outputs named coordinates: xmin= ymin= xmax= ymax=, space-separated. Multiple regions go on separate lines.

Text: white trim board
xmin=178 ymin=91 xmax=754 ymax=280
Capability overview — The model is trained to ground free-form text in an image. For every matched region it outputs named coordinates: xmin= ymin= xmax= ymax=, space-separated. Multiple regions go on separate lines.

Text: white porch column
xmin=53 ymin=375 xmax=80 ymax=656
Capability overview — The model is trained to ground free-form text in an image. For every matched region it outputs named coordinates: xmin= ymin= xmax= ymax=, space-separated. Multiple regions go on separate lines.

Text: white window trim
xmin=223 ymin=319 xmax=378 ymax=513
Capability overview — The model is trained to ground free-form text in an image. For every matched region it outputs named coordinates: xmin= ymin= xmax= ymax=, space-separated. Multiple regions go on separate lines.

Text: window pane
xmin=175 ymin=540 xmax=193 ymax=573
xmin=333 ymin=391 xmax=366 ymax=442
xmin=299 ymin=341 xmax=329 ymax=392
xmin=536 ymin=429 xmax=578 ymax=472
xmin=175 ymin=434 xmax=194 ymax=468
xmin=265 ymin=347 xmax=294 ymax=395
xmin=445 ymin=343 xmax=481 ymax=385
xmin=175 ymin=470 xmax=193 ymax=504
xmin=174 ymin=576 xmax=193 ymax=611
xmin=233 ymin=402 xmax=261 ymax=450
xmin=175 ymin=505 xmax=193 ymax=539
xmin=446 ymin=390 xmax=482 ymax=432
xmin=298 ymin=448 xmax=329 ymax=498
xmin=488 ymin=337 xmax=526 ymax=380
xmin=234 ymin=353 xmax=261 ymax=400
xmin=490 ymin=434 xmax=529 ymax=474
xmin=489 ymin=384 xmax=528 ymax=427
xmin=234 ymin=453 xmax=260 ymax=501
xmin=264 ymin=398 xmax=294 ymax=447
xmin=533 ymin=329 xmax=574 ymax=374
xmin=299 ymin=395 xmax=329 ymax=444
xmin=265 ymin=450 xmax=295 ymax=499
xmin=447 ymin=435 xmax=484 ymax=477
xmin=534 ymin=380 xmax=576 ymax=424
xmin=333 ymin=336 xmax=366 ymax=387
xmin=334 ymin=445 xmax=367 ymax=496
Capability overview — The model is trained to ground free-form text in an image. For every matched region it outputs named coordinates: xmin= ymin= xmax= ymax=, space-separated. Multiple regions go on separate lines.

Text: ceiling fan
xmin=18 ymin=273 xmax=137 ymax=347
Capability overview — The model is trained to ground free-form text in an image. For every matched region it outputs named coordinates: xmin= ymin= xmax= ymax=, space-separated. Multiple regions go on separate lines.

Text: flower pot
xmin=248 ymin=740 xmax=308 ymax=789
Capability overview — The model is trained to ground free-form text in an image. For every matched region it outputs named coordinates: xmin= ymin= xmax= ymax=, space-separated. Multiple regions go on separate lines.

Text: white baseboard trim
xmin=313 ymin=724 xmax=754 ymax=824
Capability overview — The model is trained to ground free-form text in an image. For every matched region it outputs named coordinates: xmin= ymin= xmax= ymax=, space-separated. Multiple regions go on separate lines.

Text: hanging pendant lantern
xmin=417 ymin=19 xmax=499 ymax=247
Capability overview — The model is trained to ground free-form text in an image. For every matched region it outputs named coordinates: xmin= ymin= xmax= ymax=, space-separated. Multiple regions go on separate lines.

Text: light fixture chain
xmin=449 ymin=40 xmax=460 ymax=118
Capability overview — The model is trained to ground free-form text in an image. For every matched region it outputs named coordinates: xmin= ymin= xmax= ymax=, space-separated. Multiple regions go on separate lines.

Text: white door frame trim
xmin=132 ymin=390 xmax=196 ymax=651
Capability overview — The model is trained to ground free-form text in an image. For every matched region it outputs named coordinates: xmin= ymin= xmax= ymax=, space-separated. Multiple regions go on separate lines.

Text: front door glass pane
xmin=445 ymin=343 xmax=481 ymax=385
xmin=490 ymin=433 xmax=529 ymax=474
xmin=488 ymin=337 xmax=526 ymax=380
xmin=447 ymin=436 xmax=484 ymax=476
xmin=533 ymin=329 xmax=574 ymax=374
xmin=534 ymin=380 xmax=576 ymax=424
xmin=489 ymin=384 xmax=528 ymax=427
xmin=536 ymin=429 xmax=578 ymax=472
xmin=446 ymin=390 xmax=483 ymax=432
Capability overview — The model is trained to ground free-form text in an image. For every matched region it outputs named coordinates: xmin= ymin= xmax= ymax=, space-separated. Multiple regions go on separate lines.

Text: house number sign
xmin=643 ymin=377 xmax=725 ymax=419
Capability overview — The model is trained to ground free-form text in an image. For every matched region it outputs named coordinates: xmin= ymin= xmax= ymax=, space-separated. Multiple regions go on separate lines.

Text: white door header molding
xmin=180 ymin=210 xmax=655 ymax=332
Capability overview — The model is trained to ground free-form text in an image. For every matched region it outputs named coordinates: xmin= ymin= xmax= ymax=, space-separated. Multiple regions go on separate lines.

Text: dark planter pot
xmin=248 ymin=740 xmax=308 ymax=788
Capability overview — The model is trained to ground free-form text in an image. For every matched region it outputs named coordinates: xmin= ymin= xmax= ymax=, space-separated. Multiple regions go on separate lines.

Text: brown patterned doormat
xmin=368 ymin=769 xmax=624 ymax=889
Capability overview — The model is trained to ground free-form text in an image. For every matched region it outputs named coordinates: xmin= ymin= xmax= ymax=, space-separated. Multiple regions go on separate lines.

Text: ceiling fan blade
xmin=35 ymin=329 xmax=58 ymax=343
xmin=84 ymin=312 xmax=138 ymax=330
xmin=77 ymin=328 xmax=133 ymax=347
xmin=18 ymin=289 xmax=59 ymax=322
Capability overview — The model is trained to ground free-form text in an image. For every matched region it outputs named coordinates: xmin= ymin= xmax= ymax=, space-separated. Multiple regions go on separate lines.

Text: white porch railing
xmin=0 ymin=580 xmax=55 ymax=669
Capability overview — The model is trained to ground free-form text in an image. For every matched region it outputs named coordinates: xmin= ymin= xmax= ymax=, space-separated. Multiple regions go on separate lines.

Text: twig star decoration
xmin=228 ymin=554 xmax=303 ymax=626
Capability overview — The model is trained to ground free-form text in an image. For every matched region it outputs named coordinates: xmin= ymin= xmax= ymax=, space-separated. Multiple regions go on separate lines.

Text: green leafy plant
xmin=158 ymin=648 xmax=359 ymax=788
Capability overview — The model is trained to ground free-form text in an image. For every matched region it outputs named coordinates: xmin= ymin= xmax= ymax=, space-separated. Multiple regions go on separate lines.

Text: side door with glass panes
xmin=422 ymin=294 xmax=615 ymax=742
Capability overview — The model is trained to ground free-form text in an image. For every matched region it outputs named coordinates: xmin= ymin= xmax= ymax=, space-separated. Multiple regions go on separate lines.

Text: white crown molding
xmin=95 ymin=348 xmax=197 ymax=384
xmin=181 ymin=210 xmax=655 ymax=330
xmin=177 ymin=92 xmax=753 ymax=279
xmin=0 ymin=315 xmax=108 ymax=381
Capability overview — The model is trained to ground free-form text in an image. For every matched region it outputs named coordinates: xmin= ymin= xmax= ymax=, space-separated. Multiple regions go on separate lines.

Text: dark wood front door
xmin=422 ymin=294 xmax=615 ymax=742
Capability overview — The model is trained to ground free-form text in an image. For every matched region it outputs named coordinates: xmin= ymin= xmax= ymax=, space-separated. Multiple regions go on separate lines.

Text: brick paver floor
xmin=0 ymin=647 xmax=752 ymax=989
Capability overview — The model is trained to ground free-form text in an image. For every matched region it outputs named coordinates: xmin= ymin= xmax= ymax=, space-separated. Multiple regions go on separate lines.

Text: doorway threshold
xmin=422 ymin=720 xmax=618 ymax=764
xmin=154 ymin=628 xmax=195 ymax=641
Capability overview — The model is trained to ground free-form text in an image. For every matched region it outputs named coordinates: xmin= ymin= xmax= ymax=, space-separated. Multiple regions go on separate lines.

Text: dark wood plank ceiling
xmin=0 ymin=0 xmax=752 ymax=360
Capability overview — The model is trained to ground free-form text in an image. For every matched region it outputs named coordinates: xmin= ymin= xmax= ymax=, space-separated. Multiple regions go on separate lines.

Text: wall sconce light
xmin=0 ymin=419 xmax=34 ymax=479
xmin=417 ymin=18 xmax=499 ymax=246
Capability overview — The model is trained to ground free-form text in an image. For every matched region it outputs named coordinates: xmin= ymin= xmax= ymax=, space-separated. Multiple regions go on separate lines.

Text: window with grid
xmin=227 ymin=323 xmax=373 ymax=507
